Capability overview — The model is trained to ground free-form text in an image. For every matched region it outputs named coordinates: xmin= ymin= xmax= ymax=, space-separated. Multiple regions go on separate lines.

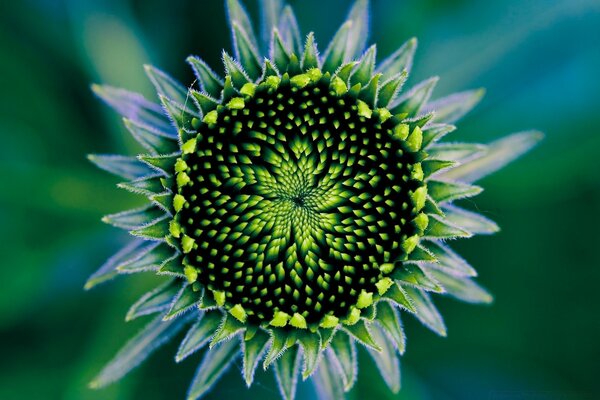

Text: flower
xmin=86 ymin=0 xmax=541 ymax=399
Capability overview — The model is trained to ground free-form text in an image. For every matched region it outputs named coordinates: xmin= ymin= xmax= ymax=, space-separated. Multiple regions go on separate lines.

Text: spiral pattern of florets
xmin=170 ymin=70 xmax=428 ymax=328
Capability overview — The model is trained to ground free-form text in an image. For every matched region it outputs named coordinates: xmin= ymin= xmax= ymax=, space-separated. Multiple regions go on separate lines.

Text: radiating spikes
xmin=377 ymin=37 xmax=417 ymax=81
xmin=442 ymin=204 xmax=499 ymax=235
xmin=343 ymin=320 xmax=381 ymax=351
xmin=84 ymin=239 xmax=147 ymax=290
xmin=102 ymin=204 xmax=165 ymax=230
xmin=428 ymin=268 xmax=493 ymax=304
xmin=271 ymin=28 xmax=292 ymax=73
xmin=117 ymin=242 xmax=177 ymax=274
xmin=187 ymin=337 xmax=240 ymax=400
xmin=329 ymin=331 xmax=357 ymax=391
xmin=344 ymin=0 xmax=370 ymax=60
xmin=427 ymin=142 xmax=487 ymax=164
xmin=278 ymin=5 xmax=302 ymax=55
xmin=87 ymin=154 xmax=154 ymax=181
xmin=126 ymin=279 xmax=179 ymax=321
xmin=223 ymin=51 xmax=251 ymax=88
xmin=422 ymin=88 xmax=485 ymax=124
xmin=403 ymin=286 xmax=447 ymax=336
xmin=366 ymin=324 xmax=401 ymax=393
xmin=130 ymin=214 xmax=170 ymax=240
xmin=164 ymin=284 xmax=200 ymax=320
xmin=176 ymin=311 xmax=222 ymax=362
xmin=259 ymin=0 xmax=284 ymax=50
xmin=322 ymin=21 xmax=351 ymax=73
xmin=375 ymin=302 xmax=405 ymax=354
xmin=350 ymin=45 xmax=376 ymax=86
xmin=392 ymin=263 xmax=444 ymax=293
xmin=312 ymin=351 xmax=346 ymax=399
xmin=391 ymin=76 xmax=439 ymax=117
xmin=232 ymin=23 xmax=262 ymax=80
xmin=440 ymin=131 xmax=543 ymax=183
xmin=186 ymin=56 xmax=224 ymax=98
xmin=243 ymin=329 xmax=270 ymax=386
xmin=377 ymin=71 xmax=407 ymax=108
xmin=124 ymin=118 xmax=179 ymax=155
xmin=427 ymin=180 xmax=483 ymax=203
xmin=226 ymin=0 xmax=259 ymax=54
xmin=144 ymin=64 xmax=189 ymax=105
xmin=302 ymin=32 xmax=319 ymax=70
xmin=298 ymin=332 xmax=322 ymax=379
xmin=425 ymin=214 xmax=472 ymax=239
xmin=273 ymin=345 xmax=301 ymax=400
xmin=91 ymin=84 xmax=174 ymax=134
xmin=90 ymin=313 xmax=192 ymax=389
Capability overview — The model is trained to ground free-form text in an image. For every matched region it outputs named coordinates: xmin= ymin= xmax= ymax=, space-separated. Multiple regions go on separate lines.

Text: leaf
xmin=264 ymin=329 xmax=292 ymax=368
xmin=377 ymin=71 xmax=407 ymax=108
xmin=297 ymin=332 xmax=322 ymax=379
xmin=84 ymin=239 xmax=147 ymax=290
xmin=375 ymin=301 xmax=405 ymax=354
xmin=117 ymin=242 xmax=177 ymax=274
xmin=350 ymin=45 xmax=376 ymax=87
xmin=187 ymin=337 xmax=240 ymax=400
xmin=222 ymin=51 xmax=251 ymax=89
xmin=383 ymin=283 xmax=416 ymax=313
xmin=138 ymin=153 xmax=178 ymax=176
xmin=232 ymin=23 xmax=262 ymax=80
xmin=343 ymin=320 xmax=381 ymax=351
xmin=329 ymin=331 xmax=357 ymax=390
xmin=242 ymin=329 xmax=270 ymax=386
xmin=403 ymin=287 xmax=446 ymax=336
xmin=425 ymin=214 xmax=472 ymax=239
xmin=259 ymin=0 xmax=284 ymax=49
xmin=91 ymin=84 xmax=173 ymax=134
xmin=301 ymin=32 xmax=319 ymax=70
xmin=164 ymin=284 xmax=201 ymax=320
xmin=102 ymin=204 xmax=165 ymax=230
xmin=271 ymin=29 xmax=292 ymax=73
xmin=393 ymin=263 xmax=443 ymax=292
xmin=88 ymin=154 xmax=154 ymax=181
xmin=427 ymin=180 xmax=483 ymax=203
xmin=144 ymin=64 xmax=189 ymax=105
xmin=428 ymin=268 xmax=493 ymax=304
xmin=226 ymin=0 xmax=258 ymax=52
xmin=273 ymin=346 xmax=301 ymax=400
xmin=366 ymin=324 xmax=401 ymax=393
xmin=422 ymin=159 xmax=457 ymax=178
xmin=422 ymin=89 xmax=485 ymax=124
xmin=391 ymin=77 xmax=438 ymax=117
xmin=344 ymin=0 xmax=370 ymax=60
xmin=124 ymin=118 xmax=179 ymax=155
xmin=160 ymin=95 xmax=200 ymax=132
xmin=130 ymin=214 xmax=170 ymax=239
xmin=118 ymin=175 xmax=166 ymax=197
xmin=278 ymin=6 xmax=302 ymax=55
xmin=440 ymin=131 xmax=543 ymax=183
xmin=210 ymin=313 xmax=246 ymax=347
xmin=427 ymin=142 xmax=487 ymax=164
xmin=421 ymin=240 xmax=477 ymax=277
xmin=321 ymin=21 xmax=351 ymax=73
xmin=90 ymin=313 xmax=191 ymax=388
xmin=422 ymin=123 xmax=456 ymax=148
xmin=187 ymin=56 xmax=224 ymax=99
xmin=312 ymin=351 xmax=346 ymax=400
xmin=377 ymin=37 xmax=417 ymax=80
xmin=442 ymin=204 xmax=499 ymax=235
xmin=126 ymin=279 xmax=180 ymax=321
xmin=176 ymin=311 xmax=222 ymax=362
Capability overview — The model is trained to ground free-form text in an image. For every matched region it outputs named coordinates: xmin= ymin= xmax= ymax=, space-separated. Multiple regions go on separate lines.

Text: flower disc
xmin=172 ymin=72 xmax=426 ymax=327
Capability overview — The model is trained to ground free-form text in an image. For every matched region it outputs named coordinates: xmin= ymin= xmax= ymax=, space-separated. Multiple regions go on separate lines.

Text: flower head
xmin=86 ymin=0 xmax=541 ymax=398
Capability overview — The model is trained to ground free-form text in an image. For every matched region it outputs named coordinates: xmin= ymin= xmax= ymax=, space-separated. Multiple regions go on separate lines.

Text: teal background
xmin=1 ymin=0 xmax=599 ymax=399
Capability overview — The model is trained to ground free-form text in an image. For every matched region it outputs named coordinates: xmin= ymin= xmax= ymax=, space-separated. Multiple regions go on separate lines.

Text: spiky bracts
xmin=86 ymin=0 xmax=541 ymax=399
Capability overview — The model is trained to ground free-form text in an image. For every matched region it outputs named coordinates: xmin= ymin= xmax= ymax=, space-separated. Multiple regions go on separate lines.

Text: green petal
xmin=190 ymin=89 xmax=220 ymax=115
xmin=329 ymin=331 xmax=357 ymax=391
xmin=139 ymin=153 xmax=178 ymax=176
xmin=124 ymin=118 xmax=179 ymax=155
xmin=232 ymin=23 xmax=262 ymax=79
xmin=350 ymin=45 xmax=376 ymax=86
xmin=117 ymin=242 xmax=177 ymax=274
xmin=278 ymin=6 xmax=302 ymax=55
xmin=271 ymin=28 xmax=292 ymax=73
xmin=425 ymin=214 xmax=471 ymax=239
xmin=383 ymin=283 xmax=416 ymax=313
xmin=117 ymin=175 xmax=167 ymax=197
xmin=440 ymin=131 xmax=543 ymax=183
xmin=242 ymin=329 xmax=270 ymax=386
xmin=421 ymin=240 xmax=477 ymax=277
xmin=403 ymin=287 xmax=446 ymax=336
xmin=164 ymin=284 xmax=201 ymax=320
xmin=428 ymin=268 xmax=493 ymax=304
xmin=160 ymin=94 xmax=201 ymax=132
xmin=297 ymin=332 xmax=322 ymax=379
xmin=210 ymin=313 xmax=245 ymax=347
xmin=442 ymin=204 xmax=499 ymax=235
xmin=273 ymin=345 xmax=300 ymax=400
xmin=226 ymin=0 xmax=259 ymax=52
xmin=343 ymin=320 xmax=381 ymax=351
xmin=90 ymin=313 xmax=191 ymax=389
xmin=377 ymin=71 xmax=407 ymax=108
xmin=392 ymin=263 xmax=444 ymax=293
xmin=427 ymin=142 xmax=487 ymax=164
xmin=102 ymin=205 xmax=165 ymax=230
xmin=422 ymin=159 xmax=457 ymax=178
xmin=391 ymin=76 xmax=438 ymax=117
xmin=223 ymin=51 xmax=251 ymax=88
xmin=322 ymin=21 xmax=351 ymax=73
xmin=259 ymin=0 xmax=284 ymax=49
xmin=312 ymin=352 xmax=346 ymax=399
xmin=377 ymin=37 xmax=417 ymax=80
xmin=264 ymin=330 xmax=293 ymax=368
xmin=366 ymin=324 xmax=401 ymax=393
xmin=176 ymin=311 xmax=222 ymax=362
xmin=187 ymin=56 xmax=224 ymax=99
xmin=427 ymin=180 xmax=483 ymax=203
xmin=126 ymin=279 xmax=179 ymax=321
xmin=344 ymin=0 xmax=370 ymax=60
xmin=130 ymin=214 xmax=170 ymax=239
xmin=84 ymin=239 xmax=147 ymax=290
xmin=144 ymin=64 xmax=189 ymax=105
xmin=187 ymin=337 xmax=240 ymax=400
xmin=301 ymin=32 xmax=319 ymax=70
xmin=422 ymin=123 xmax=456 ymax=148
xmin=88 ymin=154 xmax=154 ymax=181
xmin=423 ymin=88 xmax=485 ymax=124
xmin=375 ymin=301 xmax=405 ymax=354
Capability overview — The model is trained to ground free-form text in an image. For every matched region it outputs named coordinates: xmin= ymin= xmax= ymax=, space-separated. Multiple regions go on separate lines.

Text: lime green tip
xmin=203 ymin=110 xmax=218 ymax=124
xmin=290 ymin=74 xmax=311 ymax=88
xmin=406 ymin=126 xmax=423 ymax=152
xmin=184 ymin=265 xmax=198 ymax=283
xmin=345 ymin=307 xmax=361 ymax=325
xmin=230 ymin=304 xmax=247 ymax=323
xmin=181 ymin=138 xmax=197 ymax=154
xmin=319 ymin=315 xmax=339 ymax=329
xmin=174 ymin=158 xmax=188 ymax=173
xmin=181 ymin=234 xmax=195 ymax=253
xmin=357 ymin=100 xmax=373 ymax=119
xmin=290 ymin=313 xmax=307 ymax=329
xmin=169 ymin=220 xmax=181 ymax=238
xmin=213 ymin=290 xmax=226 ymax=306
xmin=394 ymin=123 xmax=409 ymax=140
xmin=240 ymin=83 xmax=256 ymax=97
xmin=270 ymin=311 xmax=290 ymax=327
xmin=356 ymin=290 xmax=374 ymax=309
xmin=227 ymin=97 xmax=245 ymax=110
xmin=331 ymin=76 xmax=348 ymax=96
xmin=173 ymin=194 xmax=186 ymax=212
xmin=411 ymin=186 xmax=427 ymax=211
xmin=375 ymin=277 xmax=394 ymax=295
xmin=402 ymin=235 xmax=420 ymax=255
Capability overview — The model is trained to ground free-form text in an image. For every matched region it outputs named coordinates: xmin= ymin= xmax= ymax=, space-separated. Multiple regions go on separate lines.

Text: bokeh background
xmin=1 ymin=0 xmax=599 ymax=399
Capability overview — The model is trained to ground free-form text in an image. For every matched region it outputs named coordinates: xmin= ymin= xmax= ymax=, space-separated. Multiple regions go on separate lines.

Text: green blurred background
xmin=1 ymin=0 xmax=598 ymax=399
